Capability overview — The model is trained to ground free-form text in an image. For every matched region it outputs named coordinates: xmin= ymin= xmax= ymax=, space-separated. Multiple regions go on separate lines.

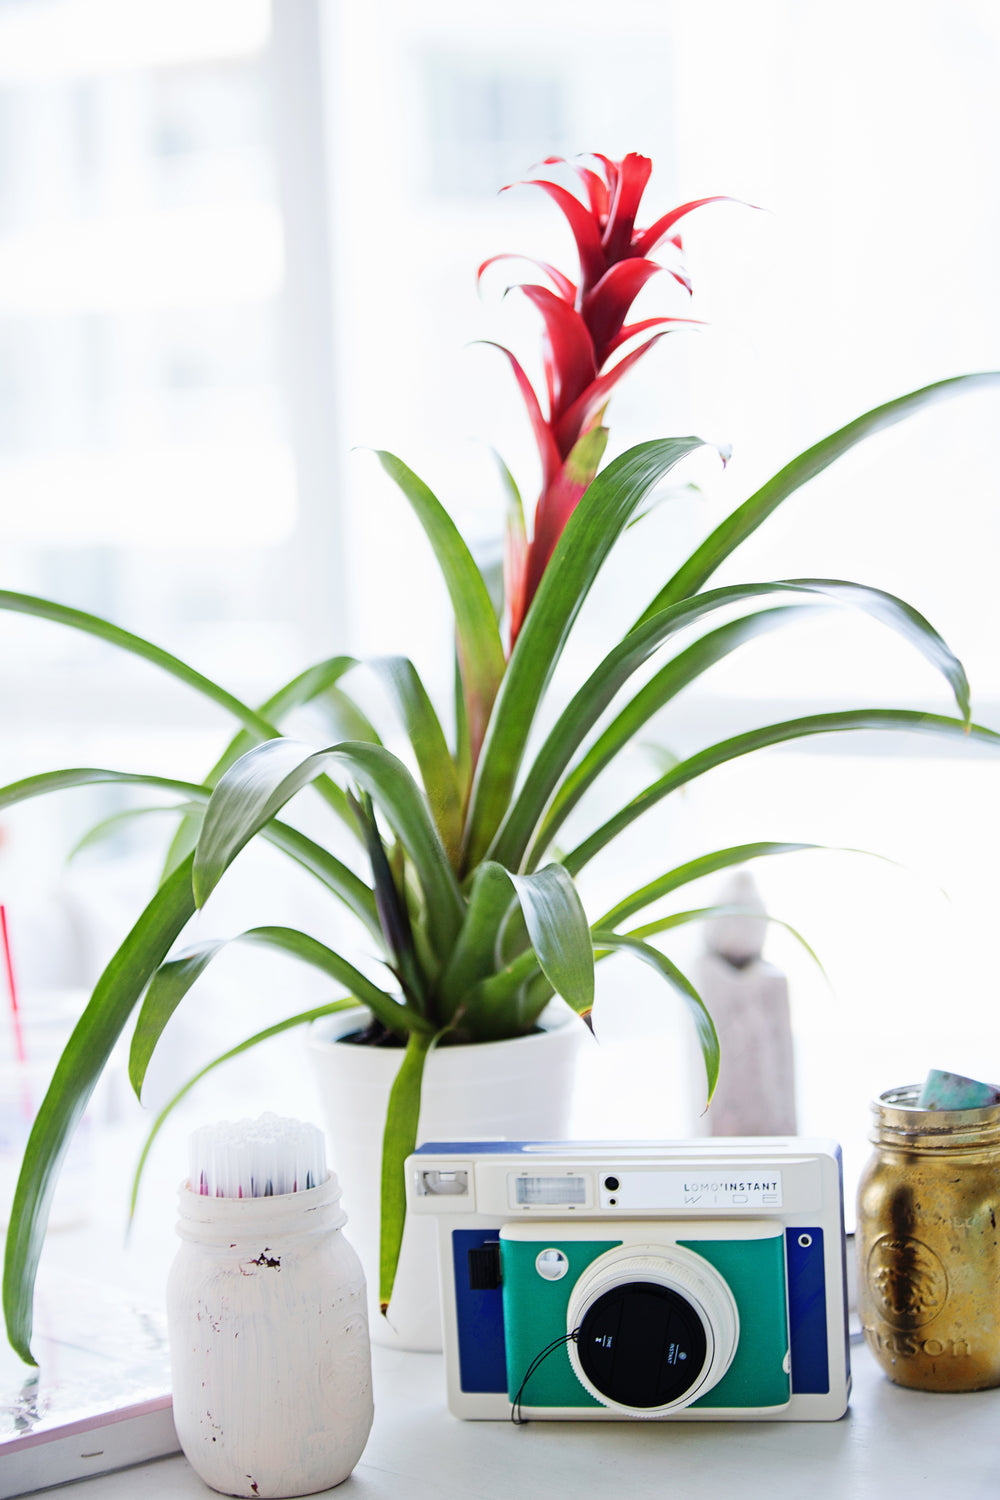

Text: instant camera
xmin=406 ymin=1139 xmax=851 ymax=1420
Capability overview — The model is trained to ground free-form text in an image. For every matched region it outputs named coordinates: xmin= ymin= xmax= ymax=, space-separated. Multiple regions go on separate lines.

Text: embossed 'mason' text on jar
xmin=856 ymin=1085 xmax=1000 ymax=1392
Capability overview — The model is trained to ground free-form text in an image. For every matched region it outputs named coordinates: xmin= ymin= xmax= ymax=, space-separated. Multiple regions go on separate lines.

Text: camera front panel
xmin=499 ymin=1222 xmax=790 ymax=1415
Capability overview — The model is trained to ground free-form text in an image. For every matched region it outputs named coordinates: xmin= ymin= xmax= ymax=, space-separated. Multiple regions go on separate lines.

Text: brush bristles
xmin=189 ymin=1112 xmax=327 ymax=1199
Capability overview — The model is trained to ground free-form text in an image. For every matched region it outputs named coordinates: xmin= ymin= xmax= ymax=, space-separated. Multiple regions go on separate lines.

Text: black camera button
xmin=467 ymin=1242 xmax=502 ymax=1291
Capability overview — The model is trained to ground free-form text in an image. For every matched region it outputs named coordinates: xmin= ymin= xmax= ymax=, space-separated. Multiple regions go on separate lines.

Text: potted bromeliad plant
xmin=4 ymin=150 xmax=1000 ymax=1362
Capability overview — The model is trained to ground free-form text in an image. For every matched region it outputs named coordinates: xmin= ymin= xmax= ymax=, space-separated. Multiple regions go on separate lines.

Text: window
xmin=322 ymin=0 xmax=1000 ymax=1207
xmin=421 ymin=53 xmax=568 ymax=198
xmin=3 ymin=0 xmax=999 ymax=1223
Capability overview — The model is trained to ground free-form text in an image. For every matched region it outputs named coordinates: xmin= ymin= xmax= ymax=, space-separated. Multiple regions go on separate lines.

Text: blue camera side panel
xmin=451 ymin=1230 xmax=508 ymax=1393
xmin=786 ymin=1227 xmax=829 ymax=1394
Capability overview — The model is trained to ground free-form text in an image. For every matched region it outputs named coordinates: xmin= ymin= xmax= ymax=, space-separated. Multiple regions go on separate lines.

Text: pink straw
xmin=1 ymin=903 xmax=33 ymax=1123
xmin=1 ymin=904 xmax=27 ymax=1066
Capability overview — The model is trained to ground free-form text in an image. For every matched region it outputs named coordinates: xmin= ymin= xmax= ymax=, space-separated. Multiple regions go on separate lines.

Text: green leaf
xmin=790 ymin=578 xmax=970 ymax=722
xmin=590 ymin=930 xmax=720 ymax=1106
xmin=503 ymin=601 xmax=810 ymax=870
xmin=466 ymin=864 xmax=594 ymax=1031
xmin=463 ymin=958 xmax=538 ymax=1033
xmin=434 ymin=864 xmax=590 ymax=1038
xmin=348 ymin=790 xmax=427 ymax=1010
xmin=563 ymin=420 xmax=610 ymax=484
xmin=507 ymin=864 xmax=594 ymax=1015
xmin=493 ymin=447 xmax=523 ymax=504
xmin=129 ymin=940 xmax=227 ymax=1093
xmin=374 ymin=451 xmax=506 ymax=766
xmin=3 ymin=857 xmax=197 ymax=1364
xmin=615 ymin=905 xmax=827 ymax=982
xmin=626 ymin=479 xmax=704 ymax=530
xmin=637 ymin=742 xmax=682 ymax=776
xmin=68 ymin=802 xmax=206 ymax=861
xmin=369 ymin=657 xmax=463 ymax=865
xmin=380 ymin=1029 xmax=435 ymax=1313
xmin=129 ymin=996 xmax=362 ymax=1220
xmin=638 ymin=372 xmax=1000 ymax=619
xmin=0 ymin=767 xmax=209 ymax=812
xmin=193 ymin=739 xmax=464 ymax=960
xmin=496 ymin=447 xmax=526 ymax=640
xmin=530 ymin=612 xmax=805 ymax=865
xmin=207 ymin=655 xmax=368 ymax=784
xmin=317 ymin=686 xmax=384 ymax=747
xmin=494 ymin=448 xmax=526 ymax=545
xmin=129 ymin=925 xmax=425 ymax=1099
xmin=0 ymin=592 xmax=279 ymax=739
xmin=0 ymin=766 xmax=381 ymax=940
xmin=505 ymin=573 xmax=970 ymax=871
xmin=436 ymin=862 xmax=516 ymax=1023
xmin=0 ymin=601 xmax=357 ymax=871
xmin=263 ymin=654 xmax=362 ymax=714
xmin=464 ymin=436 xmax=710 ymax=867
xmin=453 ymin=654 xmax=472 ymax=798
xmin=161 ymin=654 xmax=366 ymax=878
xmin=253 ymin=821 xmax=381 ymax=938
xmin=594 ymin=841 xmax=827 ymax=931
xmin=475 ymin=544 xmax=506 ymax=627
xmin=567 ymin=712 xmax=1000 ymax=875
xmin=159 ymin=814 xmax=203 ymax=882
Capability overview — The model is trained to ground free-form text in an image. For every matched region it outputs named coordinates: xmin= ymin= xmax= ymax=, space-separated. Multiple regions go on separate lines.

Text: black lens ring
xmin=577 ymin=1280 xmax=709 ymax=1409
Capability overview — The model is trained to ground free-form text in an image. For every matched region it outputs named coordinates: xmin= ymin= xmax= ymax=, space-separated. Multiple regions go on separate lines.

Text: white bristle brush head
xmin=189 ymin=1112 xmax=328 ymax=1199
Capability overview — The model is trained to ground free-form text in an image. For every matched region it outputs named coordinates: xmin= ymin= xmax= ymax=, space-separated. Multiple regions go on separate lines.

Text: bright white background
xmin=1 ymin=0 xmax=999 ymax=1232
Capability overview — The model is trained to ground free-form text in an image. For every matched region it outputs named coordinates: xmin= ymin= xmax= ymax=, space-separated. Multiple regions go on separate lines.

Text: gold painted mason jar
xmin=857 ymin=1084 xmax=1000 ymax=1391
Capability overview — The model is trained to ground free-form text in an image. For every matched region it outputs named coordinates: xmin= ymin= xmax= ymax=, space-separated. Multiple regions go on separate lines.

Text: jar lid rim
xmin=870 ymin=1083 xmax=1000 ymax=1143
xmin=875 ymin=1082 xmax=1000 ymax=1114
xmin=174 ymin=1170 xmax=348 ymax=1240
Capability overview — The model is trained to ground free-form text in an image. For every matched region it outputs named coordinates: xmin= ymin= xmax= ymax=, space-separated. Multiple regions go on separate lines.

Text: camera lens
xmin=577 ymin=1283 xmax=708 ymax=1409
xmin=567 ymin=1244 xmax=738 ymax=1412
xmin=603 ymin=1175 xmax=620 ymax=1192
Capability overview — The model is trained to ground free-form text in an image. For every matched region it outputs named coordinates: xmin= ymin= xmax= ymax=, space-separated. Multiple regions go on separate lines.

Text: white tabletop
xmin=32 ymin=1335 xmax=999 ymax=1500
xmin=5 ymin=1082 xmax=996 ymax=1499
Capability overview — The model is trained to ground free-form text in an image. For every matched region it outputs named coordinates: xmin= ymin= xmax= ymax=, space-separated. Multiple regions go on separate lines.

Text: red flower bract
xmin=489 ymin=152 xmax=726 ymax=645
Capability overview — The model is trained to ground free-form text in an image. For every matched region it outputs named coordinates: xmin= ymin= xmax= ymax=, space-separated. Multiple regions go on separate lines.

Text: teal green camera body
xmin=500 ymin=1223 xmax=791 ymax=1414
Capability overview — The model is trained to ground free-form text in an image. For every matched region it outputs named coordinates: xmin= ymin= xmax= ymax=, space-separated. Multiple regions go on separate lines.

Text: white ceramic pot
xmin=166 ymin=1173 xmax=373 ymax=1497
xmin=307 ymin=998 xmax=587 ymax=1350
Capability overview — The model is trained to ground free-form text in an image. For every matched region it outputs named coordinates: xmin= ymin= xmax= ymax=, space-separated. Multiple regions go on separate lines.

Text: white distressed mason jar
xmin=166 ymin=1172 xmax=373 ymax=1498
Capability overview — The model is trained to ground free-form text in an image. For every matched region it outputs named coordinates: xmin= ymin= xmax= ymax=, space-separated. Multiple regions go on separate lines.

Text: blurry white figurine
xmin=692 ymin=870 xmax=797 ymax=1136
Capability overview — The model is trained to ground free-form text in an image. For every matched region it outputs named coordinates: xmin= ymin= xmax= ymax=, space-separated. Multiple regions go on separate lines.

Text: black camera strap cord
xmin=511 ymin=1329 xmax=582 ymax=1425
